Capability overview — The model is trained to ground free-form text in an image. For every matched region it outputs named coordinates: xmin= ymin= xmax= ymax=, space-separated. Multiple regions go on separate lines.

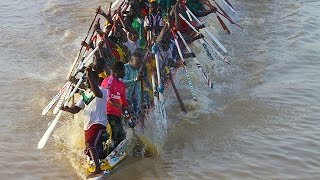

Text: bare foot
xmin=87 ymin=170 xmax=104 ymax=179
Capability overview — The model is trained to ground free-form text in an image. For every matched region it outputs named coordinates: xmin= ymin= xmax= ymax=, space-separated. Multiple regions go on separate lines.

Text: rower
xmin=101 ymin=61 xmax=135 ymax=149
xmin=61 ymin=62 xmax=109 ymax=178
xmin=122 ymin=50 xmax=144 ymax=116
xmin=123 ymin=29 xmax=141 ymax=56
xmin=144 ymin=1 xmax=164 ymax=45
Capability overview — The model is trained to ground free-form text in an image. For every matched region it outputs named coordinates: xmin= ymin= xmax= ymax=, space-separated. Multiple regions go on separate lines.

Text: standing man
xmin=122 ymin=50 xmax=144 ymax=115
xmin=144 ymin=2 xmax=164 ymax=45
xmin=61 ymin=64 xmax=107 ymax=178
xmin=101 ymin=61 xmax=135 ymax=148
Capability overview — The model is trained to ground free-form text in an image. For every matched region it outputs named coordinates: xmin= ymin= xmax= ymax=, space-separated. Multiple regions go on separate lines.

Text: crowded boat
xmin=38 ymin=0 xmax=241 ymax=178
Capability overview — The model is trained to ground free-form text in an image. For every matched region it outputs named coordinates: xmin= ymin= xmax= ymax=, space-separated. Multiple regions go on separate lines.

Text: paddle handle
xmin=66 ymin=12 xmax=99 ymax=80
xmin=185 ymin=7 xmax=228 ymax=52
xmin=170 ymin=29 xmax=197 ymax=101
xmin=176 ymin=30 xmax=214 ymax=89
xmin=41 ymin=81 xmax=71 ymax=115
xmin=170 ymin=74 xmax=187 ymax=113
xmin=222 ymin=0 xmax=235 ymax=12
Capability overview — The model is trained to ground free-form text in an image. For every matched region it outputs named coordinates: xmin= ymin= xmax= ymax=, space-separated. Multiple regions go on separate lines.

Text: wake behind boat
xmin=38 ymin=0 xmax=242 ymax=178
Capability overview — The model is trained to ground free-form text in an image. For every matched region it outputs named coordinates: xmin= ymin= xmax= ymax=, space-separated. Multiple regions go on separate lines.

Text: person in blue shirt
xmin=122 ymin=50 xmax=143 ymax=115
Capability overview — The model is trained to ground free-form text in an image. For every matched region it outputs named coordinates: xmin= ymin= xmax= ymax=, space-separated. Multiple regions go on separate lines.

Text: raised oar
xmin=170 ymin=29 xmax=197 ymax=101
xmin=38 ymin=74 xmax=86 ymax=149
xmin=184 ymin=8 xmax=228 ymax=53
xmin=108 ymin=14 xmax=119 ymax=37
xmin=66 ymin=7 xmax=100 ymax=80
xmin=75 ymin=45 xmax=99 ymax=73
xmin=71 ymin=28 xmax=98 ymax=76
xmin=178 ymin=13 xmax=230 ymax=65
xmin=216 ymin=11 xmax=242 ymax=29
xmin=175 ymin=29 xmax=214 ymax=89
xmin=108 ymin=2 xmax=112 ymax=15
xmin=77 ymin=20 xmax=124 ymax=71
xmin=43 ymin=21 xmax=97 ymax=115
xmin=178 ymin=0 xmax=227 ymax=53
xmin=111 ymin=0 xmax=123 ymax=11
xmin=208 ymin=6 xmax=231 ymax=34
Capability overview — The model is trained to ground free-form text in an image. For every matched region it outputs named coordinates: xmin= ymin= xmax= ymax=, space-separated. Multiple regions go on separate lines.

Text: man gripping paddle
xmin=61 ymin=63 xmax=108 ymax=178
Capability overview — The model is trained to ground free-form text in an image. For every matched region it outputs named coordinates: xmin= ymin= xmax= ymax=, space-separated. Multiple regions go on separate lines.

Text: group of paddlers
xmin=56 ymin=0 xmax=239 ymax=177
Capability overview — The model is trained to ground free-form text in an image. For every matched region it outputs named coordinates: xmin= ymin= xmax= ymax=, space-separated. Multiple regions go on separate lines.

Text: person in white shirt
xmin=61 ymin=65 xmax=107 ymax=178
xmin=123 ymin=29 xmax=141 ymax=56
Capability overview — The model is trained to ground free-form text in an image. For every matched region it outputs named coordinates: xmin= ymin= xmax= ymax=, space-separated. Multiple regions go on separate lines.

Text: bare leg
xmin=87 ymin=147 xmax=103 ymax=178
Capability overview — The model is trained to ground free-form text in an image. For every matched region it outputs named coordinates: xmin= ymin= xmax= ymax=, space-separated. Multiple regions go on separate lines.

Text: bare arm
xmin=96 ymin=7 xmax=114 ymax=26
xmin=61 ymin=105 xmax=82 ymax=114
xmin=86 ymin=67 xmax=103 ymax=98
xmin=156 ymin=22 xmax=170 ymax=43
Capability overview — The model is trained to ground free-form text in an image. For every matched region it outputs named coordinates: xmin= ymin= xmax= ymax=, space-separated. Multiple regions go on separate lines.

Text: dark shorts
xmin=107 ymin=114 xmax=126 ymax=148
xmin=84 ymin=124 xmax=106 ymax=150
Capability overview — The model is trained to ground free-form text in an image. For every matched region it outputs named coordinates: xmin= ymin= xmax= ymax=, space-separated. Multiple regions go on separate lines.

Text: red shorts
xmin=84 ymin=124 xmax=106 ymax=149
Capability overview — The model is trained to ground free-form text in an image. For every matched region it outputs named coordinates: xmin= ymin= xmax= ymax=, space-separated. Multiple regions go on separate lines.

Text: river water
xmin=1 ymin=0 xmax=319 ymax=179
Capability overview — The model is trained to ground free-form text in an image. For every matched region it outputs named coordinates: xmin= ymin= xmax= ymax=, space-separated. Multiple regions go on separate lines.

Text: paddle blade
xmin=204 ymin=29 xmax=228 ymax=53
xmin=111 ymin=0 xmax=119 ymax=9
xmin=37 ymin=111 xmax=63 ymax=149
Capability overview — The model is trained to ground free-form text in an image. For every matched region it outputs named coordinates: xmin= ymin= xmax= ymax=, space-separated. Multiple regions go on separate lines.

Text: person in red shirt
xmin=101 ymin=61 xmax=135 ymax=148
